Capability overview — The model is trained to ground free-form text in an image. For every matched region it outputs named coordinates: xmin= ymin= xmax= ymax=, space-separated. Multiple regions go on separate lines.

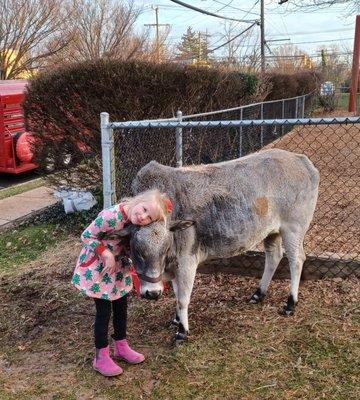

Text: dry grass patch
xmin=0 ymin=240 xmax=359 ymax=399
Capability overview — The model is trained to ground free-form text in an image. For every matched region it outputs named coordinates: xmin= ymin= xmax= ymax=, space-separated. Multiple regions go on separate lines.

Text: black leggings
xmin=93 ymin=295 xmax=127 ymax=349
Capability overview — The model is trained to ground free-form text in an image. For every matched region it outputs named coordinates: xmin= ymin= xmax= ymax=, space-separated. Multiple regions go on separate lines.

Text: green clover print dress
xmin=71 ymin=203 xmax=133 ymax=300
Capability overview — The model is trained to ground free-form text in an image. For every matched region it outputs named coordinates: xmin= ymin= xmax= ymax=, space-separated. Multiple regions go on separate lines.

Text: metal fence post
xmin=260 ymin=103 xmax=264 ymax=147
xmin=295 ymin=97 xmax=299 ymax=119
xmin=281 ymin=99 xmax=285 ymax=136
xmin=110 ymin=129 xmax=117 ymax=205
xmin=239 ymin=108 xmax=243 ymax=157
xmin=101 ymin=112 xmax=113 ymax=208
xmin=176 ymin=110 xmax=183 ymax=167
xmin=302 ymin=95 xmax=305 ymax=117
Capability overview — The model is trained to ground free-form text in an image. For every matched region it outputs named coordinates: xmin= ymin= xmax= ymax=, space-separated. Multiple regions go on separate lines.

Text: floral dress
xmin=71 ymin=203 xmax=133 ymax=301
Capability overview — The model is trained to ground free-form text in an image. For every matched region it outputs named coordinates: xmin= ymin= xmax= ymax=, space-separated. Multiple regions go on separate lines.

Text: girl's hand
xmin=102 ymin=250 xmax=116 ymax=275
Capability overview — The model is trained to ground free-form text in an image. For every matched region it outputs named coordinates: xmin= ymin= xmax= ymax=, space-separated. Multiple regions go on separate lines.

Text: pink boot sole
xmin=93 ymin=366 xmax=124 ymax=377
xmin=93 ymin=364 xmax=123 ymax=377
xmin=114 ymin=353 xmax=145 ymax=364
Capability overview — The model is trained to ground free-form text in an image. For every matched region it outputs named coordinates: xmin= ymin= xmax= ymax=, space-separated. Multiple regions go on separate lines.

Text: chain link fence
xmin=103 ymin=93 xmax=315 ymax=199
xmin=100 ymin=94 xmax=360 ymax=278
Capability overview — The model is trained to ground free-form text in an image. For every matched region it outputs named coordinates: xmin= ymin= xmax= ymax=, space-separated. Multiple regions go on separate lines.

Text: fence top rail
xmin=108 ymin=116 xmax=360 ymax=130
xmin=181 ymin=92 xmax=312 ymax=120
xmin=118 ymin=91 xmax=315 ymax=124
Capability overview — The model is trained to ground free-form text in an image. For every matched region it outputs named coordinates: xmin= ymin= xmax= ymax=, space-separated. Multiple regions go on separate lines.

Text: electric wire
xmin=169 ymin=0 xmax=258 ymax=23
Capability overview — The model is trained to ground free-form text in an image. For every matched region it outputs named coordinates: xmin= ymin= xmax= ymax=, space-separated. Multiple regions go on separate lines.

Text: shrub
xmin=23 ymin=60 xmax=319 ymax=189
xmin=318 ymin=92 xmax=340 ymax=112
xmin=265 ymin=71 xmax=319 ymax=100
xmin=23 ymin=60 xmax=259 ymax=187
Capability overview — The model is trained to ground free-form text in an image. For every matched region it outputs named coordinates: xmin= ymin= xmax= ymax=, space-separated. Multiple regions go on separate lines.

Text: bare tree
xmin=0 ymin=0 xmax=71 ymax=79
xmin=216 ymin=21 xmax=261 ymax=72
xmin=317 ymin=44 xmax=352 ymax=86
xmin=283 ymin=1 xmax=359 ymax=16
xmin=56 ymin=0 xmax=148 ymax=63
xmin=268 ymin=44 xmax=309 ymax=73
xmin=144 ymin=25 xmax=171 ymax=63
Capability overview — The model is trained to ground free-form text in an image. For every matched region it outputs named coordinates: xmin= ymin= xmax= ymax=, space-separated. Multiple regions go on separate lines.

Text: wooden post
xmin=349 ymin=15 xmax=360 ymax=112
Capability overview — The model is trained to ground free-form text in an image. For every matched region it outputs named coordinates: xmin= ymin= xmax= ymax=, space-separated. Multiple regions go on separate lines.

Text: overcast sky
xmin=136 ymin=0 xmax=357 ymax=59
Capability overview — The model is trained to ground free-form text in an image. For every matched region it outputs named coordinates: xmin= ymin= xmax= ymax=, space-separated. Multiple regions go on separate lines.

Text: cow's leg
xmin=170 ymin=279 xmax=180 ymax=326
xmin=281 ymin=226 xmax=306 ymax=315
xmin=249 ymin=233 xmax=283 ymax=304
xmin=172 ymin=256 xmax=197 ymax=345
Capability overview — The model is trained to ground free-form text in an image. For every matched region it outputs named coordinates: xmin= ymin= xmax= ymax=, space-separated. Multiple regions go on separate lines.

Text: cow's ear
xmin=169 ymin=220 xmax=195 ymax=232
xmin=107 ymin=224 xmax=136 ymax=239
xmin=117 ymin=225 xmax=134 ymax=236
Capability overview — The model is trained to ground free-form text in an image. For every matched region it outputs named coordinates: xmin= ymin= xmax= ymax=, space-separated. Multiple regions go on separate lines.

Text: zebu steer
xmin=120 ymin=149 xmax=319 ymax=343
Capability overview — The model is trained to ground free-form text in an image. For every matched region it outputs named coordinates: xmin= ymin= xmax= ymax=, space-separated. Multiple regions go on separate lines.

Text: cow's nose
xmin=145 ymin=290 xmax=162 ymax=300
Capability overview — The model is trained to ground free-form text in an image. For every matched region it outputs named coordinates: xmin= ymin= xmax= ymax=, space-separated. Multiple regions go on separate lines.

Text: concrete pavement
xmin=0 ymin=186 xmax=59 ymax=229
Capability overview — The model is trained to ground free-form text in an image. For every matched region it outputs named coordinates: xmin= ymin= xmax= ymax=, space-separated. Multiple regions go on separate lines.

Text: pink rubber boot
xmin=114 ymin=339 xmax=145 ymax=364
xmin=93 ymin=346 xmax=123 ymax=376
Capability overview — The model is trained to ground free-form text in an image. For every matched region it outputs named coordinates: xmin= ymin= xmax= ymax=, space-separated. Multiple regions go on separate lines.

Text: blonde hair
xmin=123 ymin=189 xmax=172 ymax=222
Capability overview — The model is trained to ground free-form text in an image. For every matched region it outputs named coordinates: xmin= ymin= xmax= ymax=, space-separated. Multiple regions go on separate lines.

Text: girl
xmin=72 ymin=189 xmax=173 ymax=377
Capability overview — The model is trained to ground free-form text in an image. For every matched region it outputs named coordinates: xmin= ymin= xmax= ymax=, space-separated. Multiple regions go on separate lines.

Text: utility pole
xmin=349 ymin=15 xmax=360 ymax=113
xmin=144 ymin=7 xmax=170 ymax=63
xmin=260 ymin=0 xmax=265 ymax=73
xmin=198 ymin=32 xmax=202 ymax=61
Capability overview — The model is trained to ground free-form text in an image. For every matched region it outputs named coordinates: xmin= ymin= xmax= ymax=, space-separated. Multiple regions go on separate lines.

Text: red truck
xmin=0 ymin=80 xmax=37 ymax=174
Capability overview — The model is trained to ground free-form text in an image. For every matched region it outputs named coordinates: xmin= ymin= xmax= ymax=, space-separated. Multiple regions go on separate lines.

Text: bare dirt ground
xmin=266 ymin=113 xmax=360 ymax=259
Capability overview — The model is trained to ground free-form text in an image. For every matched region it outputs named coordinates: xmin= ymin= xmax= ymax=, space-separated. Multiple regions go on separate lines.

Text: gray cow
xmin=118 ymin=148 xmax=319 ymax=343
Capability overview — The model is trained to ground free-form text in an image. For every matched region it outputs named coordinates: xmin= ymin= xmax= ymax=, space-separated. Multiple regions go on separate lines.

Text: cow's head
xmin=117 ymin=219 xmax=194 ymax=300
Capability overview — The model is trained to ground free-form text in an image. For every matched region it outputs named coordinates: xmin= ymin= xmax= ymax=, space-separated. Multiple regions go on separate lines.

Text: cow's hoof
xmin=249 ymin=287 xmax=266 ymax=304
xmin=172 ymin=332 xmax=188 ymax=346
xmin=279 ymin=305 xmax=295 ymax=316
xmin=279 ymin=295 xmax=296 ymax=316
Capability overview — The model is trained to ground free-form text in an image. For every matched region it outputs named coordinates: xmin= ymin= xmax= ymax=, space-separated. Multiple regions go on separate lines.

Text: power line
xmin=211 ymin=0 xmax=236 ymax=13
xmin=208 ymin=22 xmax=258 ymax=52
xmin=211 ymin=0 xmax=259 ymax=15
xmin=272 ymin=27 xmax=354 ymax=37
xmin=229 ymin=36 xmax=353 ymax=49
xmin=173 ymin=22 xmax=258 ymax=62
xmin=266 ymin=52 xmax=352 ymax=59
xmin=283 ymin=37 xmax=353 ymax=45
xmin=169 ymin=0 xmax=258 ymax=24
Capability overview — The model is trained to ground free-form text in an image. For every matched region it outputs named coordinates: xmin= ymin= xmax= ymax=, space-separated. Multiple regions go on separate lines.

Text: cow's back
xmin=133 ymin=149 xmax=319 ymax=258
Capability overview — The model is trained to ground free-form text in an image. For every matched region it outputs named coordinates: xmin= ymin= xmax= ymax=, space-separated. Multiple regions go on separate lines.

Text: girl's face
xmin=129 ymin=201 xmax=159 ymax=226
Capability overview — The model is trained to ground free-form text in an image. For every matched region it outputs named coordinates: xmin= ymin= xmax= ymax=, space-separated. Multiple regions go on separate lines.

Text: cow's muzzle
xmin=143 ymin=289 xmax=162 ymax=300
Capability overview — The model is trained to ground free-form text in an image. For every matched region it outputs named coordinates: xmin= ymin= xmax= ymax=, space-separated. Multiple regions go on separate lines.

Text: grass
xmin=337 ymin=93 xmax=360 ymax=112
xmin=0 ymin=234 xmax=359 ymax=400
xmin=0 ymin=178 xmax=45 ymax=200
xmin=0 ymin=223 xmax=66 ymax=272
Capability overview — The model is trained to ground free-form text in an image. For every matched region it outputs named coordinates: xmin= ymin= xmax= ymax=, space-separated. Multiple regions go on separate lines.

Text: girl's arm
xmin=81 ymin=209 xmax=118 ymax=273
xmin=81 ymin=209 xmax=116 ymax=255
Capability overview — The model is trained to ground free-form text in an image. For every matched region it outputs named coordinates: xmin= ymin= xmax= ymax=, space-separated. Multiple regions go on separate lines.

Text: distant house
xmin=0 ymin=49 xmax=32 ymax=79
